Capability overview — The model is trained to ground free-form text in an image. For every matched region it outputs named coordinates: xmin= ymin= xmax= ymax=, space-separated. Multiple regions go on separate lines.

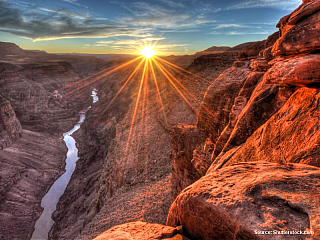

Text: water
xmin=31 ymin=89 xmax=98 ymax=240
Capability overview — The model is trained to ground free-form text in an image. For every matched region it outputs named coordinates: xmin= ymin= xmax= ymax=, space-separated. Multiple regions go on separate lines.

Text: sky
xmin=0 ymin=0 xmax=302 ymax=55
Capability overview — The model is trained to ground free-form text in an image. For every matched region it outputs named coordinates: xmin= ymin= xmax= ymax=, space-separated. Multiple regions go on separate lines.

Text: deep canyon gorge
xmin=2 ymin=0 xmax=320 ymax=239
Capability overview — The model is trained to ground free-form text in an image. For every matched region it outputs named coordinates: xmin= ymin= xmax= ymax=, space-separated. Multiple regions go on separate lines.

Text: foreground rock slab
xmin=167 ymin=162 xmax=320 ymax=240
xmin=93 ymin=221 xmax=189 ymax=240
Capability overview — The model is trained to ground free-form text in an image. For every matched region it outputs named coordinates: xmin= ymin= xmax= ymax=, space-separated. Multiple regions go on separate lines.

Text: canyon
xmin=1 ymin=0 xmax=320 ymax=239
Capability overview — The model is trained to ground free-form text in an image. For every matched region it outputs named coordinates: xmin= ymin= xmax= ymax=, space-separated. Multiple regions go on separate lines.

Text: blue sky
xmin=0 ymin=0 xmax=301 ymax=55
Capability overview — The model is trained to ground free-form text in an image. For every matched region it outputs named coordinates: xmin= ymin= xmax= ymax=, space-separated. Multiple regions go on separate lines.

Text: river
xmin=31 ymin=89 xmax=98 ymax=240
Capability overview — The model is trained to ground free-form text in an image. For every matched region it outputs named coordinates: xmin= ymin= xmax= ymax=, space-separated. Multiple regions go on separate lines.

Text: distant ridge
xmin=196 ymin=46 xmax=231 ymax=55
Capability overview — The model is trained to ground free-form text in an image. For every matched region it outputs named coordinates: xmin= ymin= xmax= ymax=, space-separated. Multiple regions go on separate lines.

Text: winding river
xmin=31 ymin=89 xmax=98 ymax=240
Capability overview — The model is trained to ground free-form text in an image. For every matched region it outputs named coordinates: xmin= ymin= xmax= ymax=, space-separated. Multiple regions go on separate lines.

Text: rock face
xmin=239 ymin=40 xmax=266 ymax=60
xmin=167 ymin=162 xmax=320 ymax=240
xmin=264 ymin=54 xmax=320 ymax=86
xmin=0 ymin=94 xmax=22 ymax=149
xmin=216 ymin=80 xmax=294 ymax=158
xmin=197 ymin=66 xmax=251 ymax=142
xmin=93 ymin=221 xmax=189 ymax=240
xmin=165 ymin=3 xmax=320 ymax=240
xmin=170 ymin=125 xmax=205 ymax=197
xmin=272 ymin=0 xmax=320 ymax=56
xmin=212 ymin=71 xmax=264 ymax=159
xmin=211 ymin=87 xmax=320 ymax=169
xmin=0 ymin=130 xmax=66 ymax=240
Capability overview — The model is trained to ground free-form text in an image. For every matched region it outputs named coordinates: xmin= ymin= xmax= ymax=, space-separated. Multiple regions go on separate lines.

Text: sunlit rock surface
xmin=272 ymin=0 xmax=320 ymax=56
xmin=264 ymin=54 xmax=320 ymax=86
xmin=211 ymin=87 xmax=320 ymax=169
xmin=93 ymin=221 xmax=189 ymax=240
xmin=168 ymin=162 xmax=320 ymax=240
xmin=197 ymin=66 xmax=251 ymax=142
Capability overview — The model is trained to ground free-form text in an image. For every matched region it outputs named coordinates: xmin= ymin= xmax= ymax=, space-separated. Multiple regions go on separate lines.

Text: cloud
xmin=209 ymin=30 xmax=273 ymax=35
xmin=0 ymin=1 xmax=148 ymax=41
xmin=0 ymin=0 xmax=211 ymax=42
xmin=61 ymin=0 xmax=88 ymax=9
xmin=214 ymin=24 xmax=248 ymax=29
xmin=112 ymin=1 xmax=214 ymax=30
xmin=226 ymin=0 xmax=301 ymax=11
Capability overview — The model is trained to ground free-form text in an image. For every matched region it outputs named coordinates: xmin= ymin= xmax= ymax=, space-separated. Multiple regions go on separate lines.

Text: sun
xmin=140 ymin=46 xmax=156 ymax=58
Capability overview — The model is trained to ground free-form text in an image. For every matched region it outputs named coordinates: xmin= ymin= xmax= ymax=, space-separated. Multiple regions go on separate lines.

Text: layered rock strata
xmin=0 ymin=94 xmax=22 ymax=149
xmin=0 ymin=130 xmax=66 ymax=240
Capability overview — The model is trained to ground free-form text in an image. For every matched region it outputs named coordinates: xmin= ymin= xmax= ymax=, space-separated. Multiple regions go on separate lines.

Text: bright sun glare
xmin=141 ymin=46 xmax=156 ymax=58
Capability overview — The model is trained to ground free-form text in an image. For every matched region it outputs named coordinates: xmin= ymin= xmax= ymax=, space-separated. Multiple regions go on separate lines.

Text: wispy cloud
xmin=226 ymin=0 xmax=301 ymax=11
xmin=0 ymin=1 xmax=152 ymax=41
xmin=61 ymin=0 xmax=88 ymax=9
xmin=209 ymin=30 xmax=273 ymax=35
xmin=214 ymin=24 xmax=248 ymax=29
xmin=0 ymin=0 xmax=213 ymax=42
xmin=112 ymin=1 xmax=214 ymax=29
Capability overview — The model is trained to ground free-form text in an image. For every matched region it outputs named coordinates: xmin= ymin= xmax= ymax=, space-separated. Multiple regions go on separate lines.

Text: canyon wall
xmin=0 ymin=94 xmax=22 ymax=149
xmin=166 ymin=1 xmax=320 ymax=239
xmin=0 ymin=44 xmax=113 ymax=239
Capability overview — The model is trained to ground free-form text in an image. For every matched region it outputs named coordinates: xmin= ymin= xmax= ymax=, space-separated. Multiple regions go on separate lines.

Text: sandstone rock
xmin=170 ymin=125 xmax=205 ymax=197
xmin=212 ymin=71 xmax=264 ymax=160
xmin=261 ymin=46 xmax=274 ymax=61
xmin=238 ymin=40 xmax=266 ymax=60
xmin=264 ymin=54 xmax=320 ymax=86
xmin=93 ymin=221 xmax=189 ymax=240
xmin=250 ymin=59 xmax=270 ymax=72
xmin=197 ymin=67 xmax=251 ymax=142
xmin=190 ymin=138 xmax=214 ymax=176
xmin=232 ymin=61 xmax=248 ymax=68
xmin=216 ymin=81 xmax=294 ymax=160
xmin=0 ymin=94 xmax=22 ymax=149
xmin=0 ymin=130 xmax=66 ymax=240
xmin=273 ymin=1 xmax=320 ymax=56
xmin=288 ymin=0 xmax=320 ymax=25
xmin=265 ymin=31 xmax=280 ymax=48
xmin=168 ymin=162 xmax=320 ymax=240
xmin=211 ymin=87 xmax=320 ymax=169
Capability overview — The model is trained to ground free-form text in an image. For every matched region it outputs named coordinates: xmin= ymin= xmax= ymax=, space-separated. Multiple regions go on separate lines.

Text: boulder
xmin=93 ymin=221 xmax=189 ymax=240
xmin=273 ymin=1 xmax=320 ymax=56
xmin=210 ymin=87 xmax=320 ymax=169
xmin=168 ymin=162 xmax=320 ymax=240
xmin=264 ymin=54 xmax=320 ymax=86
xmin=197 ymin=67 xmax=251 ymax=142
